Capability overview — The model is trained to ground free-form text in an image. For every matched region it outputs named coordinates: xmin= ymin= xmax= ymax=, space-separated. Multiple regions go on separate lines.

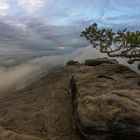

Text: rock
xmin=138 ymin=63 xmax=140 ymax=70
xmin=0 ymin=66 xmax=80 ymax=140
xmin=0 ymin=58 xmax=139 ymax=140
xmin=66 ymin=60 xmax=81 ymax=66
xmin=69 ymin=63 xmax=140 ymax=140
xmin=0 ymin=126 xmax=43 ymax=140
xmin=85 ymin=57 xmax=118 ymax=66
xmin=110 ymin=58 xmax=119 ymax=64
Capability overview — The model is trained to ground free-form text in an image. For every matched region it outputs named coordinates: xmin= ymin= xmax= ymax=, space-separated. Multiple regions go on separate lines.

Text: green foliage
xmin=81 ymin=23 xmax=140 ymax=65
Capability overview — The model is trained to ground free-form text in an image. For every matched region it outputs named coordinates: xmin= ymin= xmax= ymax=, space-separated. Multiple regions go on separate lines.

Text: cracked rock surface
xmin=70 ymin=62 xmax=140 ymax=140
xmin=0 ymin=58 xmax=140 ymax=140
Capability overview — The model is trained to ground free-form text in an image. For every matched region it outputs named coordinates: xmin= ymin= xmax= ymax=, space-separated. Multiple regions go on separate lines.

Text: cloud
xmin=0 ymin=16 xmax=89 ymax=57
xmin=0 ymin=44 xmax=139 ymax=95
xmin=0 ymin=45 xmax=101 ymax=94
xmin=0 ymin=0 xmax=139 ymax=57
xmin=97 ymin=0 xmax=112 ymax=21
xmin=0 ymin=10 xmax=139 ymax=59
xmin=0 ymin=54 xmax=65 ymax=94
xmin=0 ymin=1 xmax=10 ymax=10
xmin=17 ymin=0 xmax=45 ymax=12
xmin=0 ymin=64 xmax=39 ymax=93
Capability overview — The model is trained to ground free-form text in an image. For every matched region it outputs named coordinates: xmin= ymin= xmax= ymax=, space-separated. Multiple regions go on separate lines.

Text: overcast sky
xmin=0 ymin=0 xmax=140 ymax=57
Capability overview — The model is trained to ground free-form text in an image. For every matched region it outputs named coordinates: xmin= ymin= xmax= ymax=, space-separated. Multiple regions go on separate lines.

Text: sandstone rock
xmin=69 ymin=63 xmax=140 ymax=140
xmin=66 ymin=60 xmax=81 ymax=66
xmin=0 ymin=66 xmax=80 ymax=140
xmin=85 ymin=57 xmax=118 ymax=66
xmin=0 ymin=58 xmax=139 ymax=140
xmin=0 ymin=126 xmax=43 ymax=140
xmin=138 ymin=63 xmax=140 ymax=70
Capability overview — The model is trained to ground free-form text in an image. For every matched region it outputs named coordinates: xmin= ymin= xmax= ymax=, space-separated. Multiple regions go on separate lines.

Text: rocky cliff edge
xmin=0 ymin=58 xmax=140 ymax=140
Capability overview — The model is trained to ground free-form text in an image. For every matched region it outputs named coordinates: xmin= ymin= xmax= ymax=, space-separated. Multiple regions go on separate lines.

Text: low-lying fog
xmin=0 ymin=46 xmax=139 ymax=95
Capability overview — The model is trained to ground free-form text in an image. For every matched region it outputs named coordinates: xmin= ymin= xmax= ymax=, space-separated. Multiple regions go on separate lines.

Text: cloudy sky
xmin=0 ymin=0 xmax=140 ymax=58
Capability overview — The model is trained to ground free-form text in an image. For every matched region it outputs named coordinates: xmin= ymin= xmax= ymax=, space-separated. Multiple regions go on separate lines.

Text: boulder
xmin=85 ymin=57 xmax=118 ymax=66
xmin=69 ymin=63 xmax=140 ymax=140
xmin=66 ymin=60 xmax=81 ymax=66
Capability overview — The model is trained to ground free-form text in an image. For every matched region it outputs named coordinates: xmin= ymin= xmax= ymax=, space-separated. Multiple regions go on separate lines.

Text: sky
xmin=0 ymin=0 xmax=140 ymax=93
xmin=0 ymin=0 xmax=140 ymax=57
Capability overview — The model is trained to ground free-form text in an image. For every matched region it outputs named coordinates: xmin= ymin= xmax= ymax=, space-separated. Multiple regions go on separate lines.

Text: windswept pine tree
xmin=81 ymin=23 xmax=140 ymax=69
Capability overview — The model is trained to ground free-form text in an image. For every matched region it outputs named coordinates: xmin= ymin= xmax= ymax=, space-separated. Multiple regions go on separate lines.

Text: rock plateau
xmin=0 ymin=58 xmax=140 ymax=140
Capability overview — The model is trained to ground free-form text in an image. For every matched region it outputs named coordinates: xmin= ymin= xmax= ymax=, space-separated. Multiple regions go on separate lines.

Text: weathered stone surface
xmin=85 ymin=57 xmax=118 ymax=66
xmin=70 ymin=62 xmax=140 ymax=140
xmin=0 ymin=58 xmax=139 ymax=140
xmin=66 ymin=60 xmax=81 ymax=66
xmin=0 ymin=66 xmax=80 ymax=140
xmin=0 ymin=126 xmax=43 ymax=140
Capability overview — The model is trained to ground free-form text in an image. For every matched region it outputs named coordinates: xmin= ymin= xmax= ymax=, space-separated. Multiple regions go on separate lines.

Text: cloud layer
xmin=0 ymin=45 xmax=139 ymax=95
xmin=17 ymin=0 xmax=45 ymax=12
xmin=0 ymin=0 xmax=140 ymax=57
xmin=0 ymin=1 xmax=9 ymax=10
xmin=0 ymin=46 xmax=101 ymax=94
